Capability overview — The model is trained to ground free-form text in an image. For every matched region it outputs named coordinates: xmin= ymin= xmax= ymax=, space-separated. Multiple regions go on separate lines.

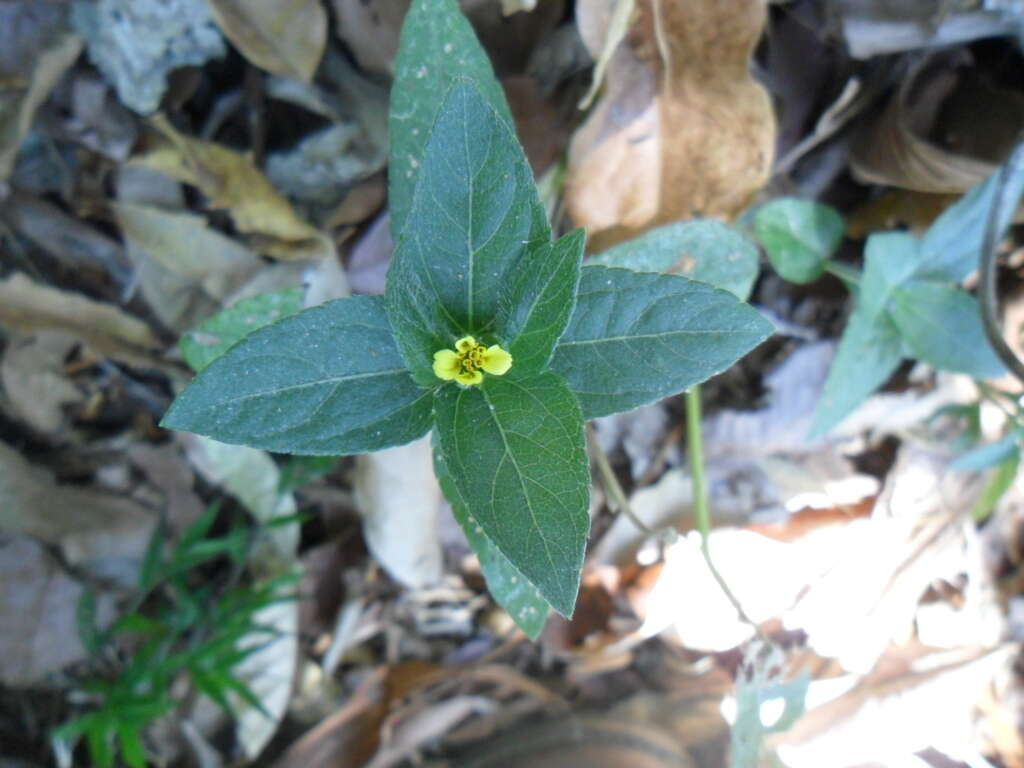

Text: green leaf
xmin=808 ymin=307 xmax=903 ymax=438
xmin=386 ymin=78 xmax=548 ymax=386
xmin=889 ymin=280 xmax=1005 ymax=379
xmin=77 ymin=590 xmax=101 ymax=655
xmin=549 ymin=266 xmax=774 ymax=419
xmin=389 ymin=0 xmax=513 ymax=238
xmin=497 ymin=228 xmax=585 ymax=377
xmin=973 ymin=451 xmax=1020 ymax=522
xmin=952 ymin=430 xmax=1022 ymax=472
xmin=754 ymin=198 xmax=843 ymax=284
xmin=433 ymin=372 xmax=590 ymax=617
xmin=432 ymin=438 xmax=550 ymax=638
xmin=181 ymin=288 xmax=304 ymax=372
xmin=161 ymin=295 xmax=433 ymax=455
xmin=919 ymin=158 xmax=1024 ymax=283
xmin=117 ymin=724 xmax=147 ymax=768
xmin=591 ymin=219 xmax=760 ymax=300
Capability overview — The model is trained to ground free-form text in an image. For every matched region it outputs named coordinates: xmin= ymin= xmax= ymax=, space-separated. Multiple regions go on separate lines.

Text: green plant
xmin=160 ymin=0 xmax=772 ymax=637
xmin=753 ymin=166 xmax=1024 ymax=437
xmin=54 ymin=505 xmax=298 ymax=768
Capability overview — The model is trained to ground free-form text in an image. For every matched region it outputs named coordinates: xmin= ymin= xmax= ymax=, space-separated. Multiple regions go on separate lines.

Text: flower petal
xmin=481 ymin=345 xmax=512 ymax=375
xmin=432 ymin=349 xmax=461 ymax=380
xmin=455 ymin=336 xmax=477 ymax=353
xmin=456 ymin=369 xmax=483 ymax=386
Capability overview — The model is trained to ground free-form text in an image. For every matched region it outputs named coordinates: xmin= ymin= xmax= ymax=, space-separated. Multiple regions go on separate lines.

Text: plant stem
xmin=686 ymin=385 xmax=765 ymax=636
xmin=587 ymin=425 xmax=661 ymax=538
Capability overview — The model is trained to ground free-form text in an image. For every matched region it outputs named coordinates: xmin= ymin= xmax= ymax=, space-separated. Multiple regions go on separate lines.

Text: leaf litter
xmin=4 ymin=1 xmax=1024 ymax=767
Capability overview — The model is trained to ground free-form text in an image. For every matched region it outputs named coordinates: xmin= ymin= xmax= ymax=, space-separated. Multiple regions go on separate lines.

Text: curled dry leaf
xmin=0 ymin=21 xmax=81 ymax=182
xmin=135 ymin=116 xmax=333 ymax=261
xmin=0 ymin=332 xmax=82 ymax=435
xmin=851 ymin=54 xmax=1024 ymax=193
xmin=565 ymin=0 xmax=774 ymax=250
xmin=208 ymin=0 xmax=327 ymax=82
xmin=0 ymin=272 xmax=160 ymax=364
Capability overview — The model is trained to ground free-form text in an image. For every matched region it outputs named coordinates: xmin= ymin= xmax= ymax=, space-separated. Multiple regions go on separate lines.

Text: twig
xmin=587 ymin=425 xmax=663 ymax=538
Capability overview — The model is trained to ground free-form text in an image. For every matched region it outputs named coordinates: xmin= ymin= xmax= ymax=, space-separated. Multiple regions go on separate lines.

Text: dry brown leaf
xmin=135 ymin=117 xmax=333 ymax=261
xmin=0 ymin=272 xmax=161 ymax=364
xmin=0 ymin=441 xmax=155 ymax=575
xmin=0 ymin=30 xmax=81 ymax=182
xmin=565 ymin=0 xmax=774 ymax=250
xmin=331 ymin=0 xmax=408 ymax=77
xmin=0 ymin=535 xmax=116 ymax=686
xmin=0 ymin=332 xmax=81 ymax=434
xmin=850 ymin=54 xmax=1024 ymax=193
xmin=209 ymin=0 xmax=327 ymax=82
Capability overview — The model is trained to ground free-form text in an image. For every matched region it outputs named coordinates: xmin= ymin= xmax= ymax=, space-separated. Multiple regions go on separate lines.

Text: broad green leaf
xmin=161 ymin=295 xmax=433 ymax=455
xmin=754 ymin=198 xmax=843 ymax=284
xmin=808 ymin=307 xmax=903 ymax=438
xmin=549 ymin=266 xmax=774 ymax=419
xmin=591 ymin=219 xmax=760 ymax=300
xmin=497 ymin=228 xmax=585 ymax=377
xmin=432 ymin=438 xmax=550 ymax=638
xmin=181 ymin=288 xmax=303 ymax=372
xmin=953 ymin=430 xmax=1022 ymax=472
xmin=389 ymin=0 xmax=513 ymax=238
xmin=731 ymin=648 xmax=809 ymax=768
xmin=386 ymin=79 xmax=548 ymax=385
xmin=919 ymin=153 xmax=1024 ymax=283
xmin=889 ymin=281 xmax=1005 ymax=378
xmin=433 ymin=372 xmax=590 ymax=616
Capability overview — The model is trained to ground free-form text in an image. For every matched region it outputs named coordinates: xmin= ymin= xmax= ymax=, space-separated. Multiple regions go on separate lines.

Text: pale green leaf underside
xmin=388 ymin=0 xmax=512 ymax=239
xmin=386 ymin=78 xmax=548 ymax=386
xmin=432 ymin=438 xmax=550 ymax=638
xmin=549 ymin=266 xmax=774 ymax=419
xmin=162 ymin=295 xmax=433 ymax=455
xmin=591 ymin=219 xmax=759 ymax=300
xmin=433 ymin=372 xmax=590 ymax=617
xmin=180 ymin=288 xmax=304 ymax=372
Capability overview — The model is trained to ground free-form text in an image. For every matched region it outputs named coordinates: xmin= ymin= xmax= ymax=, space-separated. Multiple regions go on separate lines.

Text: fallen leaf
xmin=112 ymin=201 xmax=262 ymax=331
xmin=136 ymin=116 xmax=333 ymax=261
xmin=0 ymin=272 xmax=161 ymax=365
xmin=353 ymin=435 xmax=444 ymax=589
xmin=565 ymin=0 xmax=774 ymax=250
xmin=128 ymin=442 xmax=205 ymax=533
xmin=0 ymin=535 xmax=116 ymax=686
xmin=850 ymin=53 xmax=1024 ymax=193
xmin=0 ymin=441 xmax=155 ymax=578
xmin=0 ymin=332 xmax=81 ymax=434
xmin=330 ymin=0 xmax=408 ymax=76
xmin=0 ymin=19 xmax=81 ymax=181
xmin=208 ymin=0 xmax=326 ymax=82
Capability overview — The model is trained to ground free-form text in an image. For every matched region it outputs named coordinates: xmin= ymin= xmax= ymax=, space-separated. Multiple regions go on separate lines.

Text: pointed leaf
xmin=389 ymin=0 xmax=513 ymax=237
xmin=889 ymin=280 xmax=1005 ymax=378
xmin=386 ymin=79 xmax=548 ymax=386
xmin=754 ymin=198 xmax=843 ymax=284
xmin=497 ymin=228 xmax=585 ymax=377
xmin=593 ymin=219 xmax=760 ymax=300
xmin=433 ymin=438 xmax=550 ymax=638
xmin=433 ymin=373 xmax=590 ymax=617
xmin=549 ymin=266 xmax=773 ymax=419
xmin=162 ymin=295 xmax=432 ymax=455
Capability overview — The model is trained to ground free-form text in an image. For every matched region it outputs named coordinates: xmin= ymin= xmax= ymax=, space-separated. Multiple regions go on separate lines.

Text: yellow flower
xmin=433 ymin=335 xmax=512 ymax=386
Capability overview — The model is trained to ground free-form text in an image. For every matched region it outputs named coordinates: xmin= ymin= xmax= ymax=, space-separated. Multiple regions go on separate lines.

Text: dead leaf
xmin=128 ymin=442 xmax=205 ymax=533
xmin=0 ymin=441 xmax=155 ymax=578
xmin=565 ymin=0 xmax=774 ymax=250
xmin=135 ymin=116 xmax=333 ymax=261
xmin=330 ymin=0 xmax=408 ymax=76
xmin=353 ymin=435 xmax=444 ymax=589
xmin=112 ymin=201 xmax=262 ymax=331
xmin=0 ymin=273 xmax=161 ymax=365
xmin=850 ymin=54 xmax=1024 ymax=193
xmin=0 ymin=332 xmax=81 ymax=434
xmin=0 ymin=535 xmax=116 ymax=686
xmin=208 ymin=0 xmax=327 ymax=82
xmin=0 ymin=21 xmax=81 ymax=182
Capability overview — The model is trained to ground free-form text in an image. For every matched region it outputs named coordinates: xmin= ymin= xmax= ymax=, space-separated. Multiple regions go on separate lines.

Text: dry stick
xmin=587 ymin=424 xmax=665 ymax=540
xmin=686 ymin=384 xmax=767 ymax=640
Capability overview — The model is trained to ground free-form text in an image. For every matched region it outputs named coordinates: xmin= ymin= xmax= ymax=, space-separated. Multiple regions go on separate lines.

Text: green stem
xmin=686 ymin=385 xmax=765 ymax=636
xmin=587 ymin=425 xmax=661 ymax=538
